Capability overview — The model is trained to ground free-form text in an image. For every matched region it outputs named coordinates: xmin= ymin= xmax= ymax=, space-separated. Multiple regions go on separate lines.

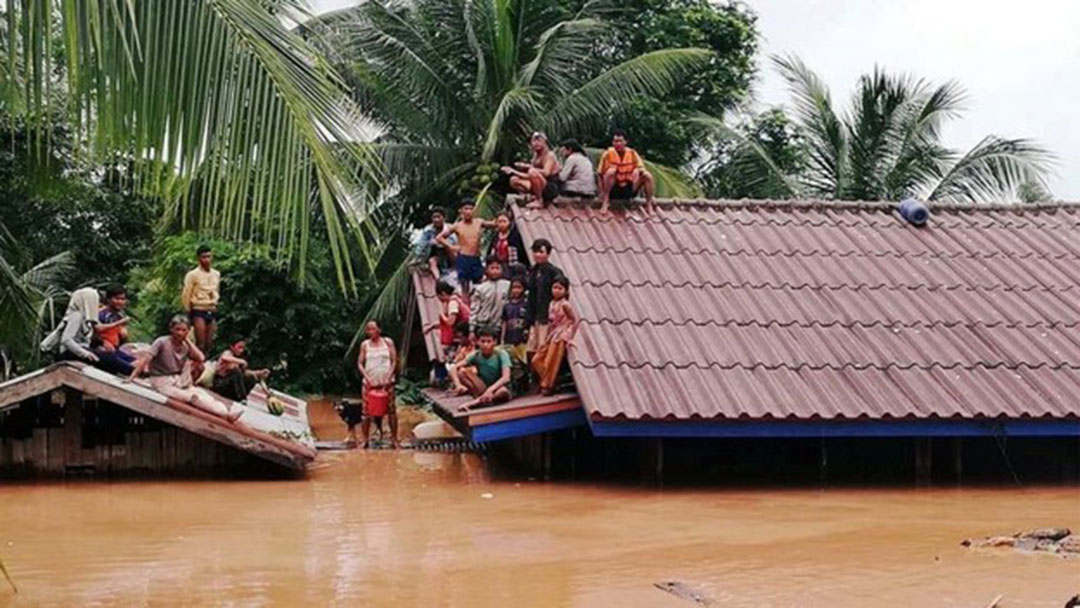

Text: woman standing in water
xmin=356 ymin=320 xmax=399 ymax=449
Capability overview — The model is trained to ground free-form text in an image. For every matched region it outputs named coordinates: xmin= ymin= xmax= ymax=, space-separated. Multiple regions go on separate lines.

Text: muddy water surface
xmin=1 ymin=452 xmax=1078 ymax=607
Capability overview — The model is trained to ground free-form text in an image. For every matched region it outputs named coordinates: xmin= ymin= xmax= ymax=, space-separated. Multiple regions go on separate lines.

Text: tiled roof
xmin=513 ymin=199 xmax=1080 ymax=422
xmin=412 ymin=269 xmax=445 ymax=361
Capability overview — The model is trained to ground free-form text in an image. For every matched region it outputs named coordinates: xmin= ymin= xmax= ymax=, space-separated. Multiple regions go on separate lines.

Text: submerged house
xmin=419 ymin=198 xmax=1080 ymax=480
xmin=0 ymin=362 xmax=316 ymax=476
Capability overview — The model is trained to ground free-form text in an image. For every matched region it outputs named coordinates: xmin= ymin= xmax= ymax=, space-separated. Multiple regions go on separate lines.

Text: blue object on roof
xmin=898 ymin=198 xmax=930 ymax=226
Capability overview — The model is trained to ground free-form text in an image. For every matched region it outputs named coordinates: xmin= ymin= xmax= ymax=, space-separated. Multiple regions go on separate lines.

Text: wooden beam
xmin=0 ymin=366 xmax=64 ymax=410
xmin=468 ymin=401 xmax=581 ymax=427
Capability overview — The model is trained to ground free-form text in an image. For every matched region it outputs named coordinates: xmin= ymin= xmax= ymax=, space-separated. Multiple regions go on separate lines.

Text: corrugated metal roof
xmin=513 ymin=200 xmax=1080 ymax=422
xmin=412 ymin=268 xmax=445 ymax=361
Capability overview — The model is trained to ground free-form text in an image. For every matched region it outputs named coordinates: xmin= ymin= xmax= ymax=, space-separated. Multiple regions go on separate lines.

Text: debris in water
xmin=0 ymin=554 xmax=17 ymax=594
xmin=985 ymin=594 xmax=1003 ymax=608
xmin=654 ymin=581 xmax=714 ymax=606
xmin=480 ymin=493 xmax=494 ymax=499
xmin=962 ymin=527 xmax=1079 ymax=557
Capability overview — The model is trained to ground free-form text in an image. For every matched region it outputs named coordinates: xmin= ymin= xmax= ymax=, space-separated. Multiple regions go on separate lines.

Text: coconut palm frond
xmin=927 ymin=136 xmax=1056 ymax=203
xmin=772 ymin=54 xmax=846 ymax=197
xmin=687 ymin=114 xmax=801 ymax=198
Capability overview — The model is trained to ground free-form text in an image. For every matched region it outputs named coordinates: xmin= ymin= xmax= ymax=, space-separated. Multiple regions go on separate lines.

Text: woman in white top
xmin=356 ymin=320 xmax=399 ymax=448
xmin=557 ymin=139 xmax=597 ymax=198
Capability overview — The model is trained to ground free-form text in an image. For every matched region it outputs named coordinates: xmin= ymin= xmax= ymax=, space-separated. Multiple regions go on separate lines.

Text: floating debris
xmin=654 ymin=581 xmax=715 ymax=606
xmin=962 ymin=527 xmax=1079 ymax=557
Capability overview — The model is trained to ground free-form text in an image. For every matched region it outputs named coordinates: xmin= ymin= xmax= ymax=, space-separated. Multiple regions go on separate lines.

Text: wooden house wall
xmin=0 ymin=388 xmax=272 ymax=477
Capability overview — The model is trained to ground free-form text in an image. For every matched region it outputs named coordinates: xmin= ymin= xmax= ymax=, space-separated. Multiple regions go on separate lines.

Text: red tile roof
xmin=512 ymin=200 xmax=1080 ymax=422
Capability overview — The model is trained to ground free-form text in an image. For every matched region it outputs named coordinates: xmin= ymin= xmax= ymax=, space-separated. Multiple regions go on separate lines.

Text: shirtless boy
xmin=436 ymin=199 xmax=484 ymax=294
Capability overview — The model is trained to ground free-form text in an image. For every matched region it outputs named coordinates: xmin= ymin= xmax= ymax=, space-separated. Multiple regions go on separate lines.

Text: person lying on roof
xmin=210 ymin=339 xmax=270 ymax=402
xmin=596 ymin=129 xmax=656 ymax=215
xmin=449 ymin=327 xmax=512 ymax=410
xmin=499 ymin=132 xmax=561 ymax=209
xmin=127 ymin=315 xmax=242 ymax=423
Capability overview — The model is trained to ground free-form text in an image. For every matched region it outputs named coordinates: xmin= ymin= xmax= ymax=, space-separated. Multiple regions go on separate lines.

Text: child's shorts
xmin=456 ymin=254 xmax=484 ymax=283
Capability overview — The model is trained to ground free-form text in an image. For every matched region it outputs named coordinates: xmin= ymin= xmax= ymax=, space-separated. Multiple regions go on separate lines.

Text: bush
xmin=130 ymin=233 xmax=368 ymax=394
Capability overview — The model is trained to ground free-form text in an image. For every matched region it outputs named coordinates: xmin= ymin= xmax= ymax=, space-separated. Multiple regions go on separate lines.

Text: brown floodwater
xmin=0 ymin=451 xmax=1077 ymax=607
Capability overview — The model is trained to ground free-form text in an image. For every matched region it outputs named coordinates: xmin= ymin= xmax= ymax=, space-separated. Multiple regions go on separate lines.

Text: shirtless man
xmin=436 ymin=200 xmax=484 ymax=295
xmin=501 ymin=132 xmax=560 ymax=209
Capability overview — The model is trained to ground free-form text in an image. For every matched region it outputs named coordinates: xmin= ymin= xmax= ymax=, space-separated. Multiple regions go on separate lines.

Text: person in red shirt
xmin=596 ymin=129 xmax=656 ymax=215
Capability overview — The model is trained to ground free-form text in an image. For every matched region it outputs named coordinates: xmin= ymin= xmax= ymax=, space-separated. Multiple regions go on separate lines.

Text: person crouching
xmin=449 ymin=327 xmax=512 ymax=411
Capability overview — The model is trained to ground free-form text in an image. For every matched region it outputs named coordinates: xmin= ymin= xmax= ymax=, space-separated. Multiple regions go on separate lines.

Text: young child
xmin=436 ymin=199 xmax=484 ymax=295
xmin=531 ymin=276 xmax=578 ymax=395
xmin=501 ymin=277 xmax=529 ymax=394
xmin=449 ymin=322 xmax=474 ymax=367
xmin=423 ymin=280 xmax=469 ymax=384
xmin=469 ymin=257 xmax=510 ymax=337
xmin=485 ymin=211 xmax=529 ymax=281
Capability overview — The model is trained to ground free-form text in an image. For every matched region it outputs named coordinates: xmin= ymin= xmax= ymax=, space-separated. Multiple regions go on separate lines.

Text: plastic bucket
xmin=365 ymin=388 xmax=390 ymax=417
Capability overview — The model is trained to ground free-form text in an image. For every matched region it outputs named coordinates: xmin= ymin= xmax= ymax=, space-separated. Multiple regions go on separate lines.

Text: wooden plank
xmin=469 ymin=401 xmax=581 ymax=427
xmin=46 ymin=429 xmax=65 ymax=472
xmin=31 ymin=428 xmax=48 ymax=471
xmin=63 ymin=394 xmax=85 ymax=466
xmin=0 ymin=366 xmax=65 ymax=410
xmin=11 ymin=438 xmax=25 ymax=466
xmin=144 ymin=431 xmax=162 ymax=472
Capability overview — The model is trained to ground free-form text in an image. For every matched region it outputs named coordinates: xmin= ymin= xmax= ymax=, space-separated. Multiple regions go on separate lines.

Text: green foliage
xmin=598 ymin=0 xmax=759 ymax=165
xmin=311 ymin=0 xmax=712 ymax=227
xmin=2 ymin=0 xmax=385 ymax=286
xmin=755 ymin=55 xmax=1055 ymax=202
xmin=698 ymin=108 xmax=807 ymax=199
xmin=131 ymin=233 xmax=368 ymax=394
xmin=0 ymin=117 xmax=159 ymax=287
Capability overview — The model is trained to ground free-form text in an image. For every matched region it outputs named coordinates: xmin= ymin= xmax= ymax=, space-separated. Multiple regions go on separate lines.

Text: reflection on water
xmin=0 ymin=452 xmax=1077 ymax=607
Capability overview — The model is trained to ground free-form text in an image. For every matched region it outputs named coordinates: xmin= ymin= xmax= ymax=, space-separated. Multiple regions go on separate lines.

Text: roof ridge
xmin=569 ymin=360 xmax=1080 ymax=372
xmin=518 ymin=196 xmax=1080 ymax=214
xmin=577 ymin=318 xmax=1079 ymax=330
xmin=561 ymin=245 xmax=1080 ymax=260
xmin=574 ymin=278 xmax=1071 ymax=292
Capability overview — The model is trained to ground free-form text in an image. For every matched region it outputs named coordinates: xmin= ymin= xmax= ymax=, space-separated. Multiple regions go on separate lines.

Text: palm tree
xmin=1 ymin=1 xmax=384 ymax=286
xmin=309 ymin=0 xmax=712 ymax=327
xmin=711 ymin=56 xmax=1054 ymax=203
xmin=310 ymin=0 xmax=711 ymax=213
xmin=0 ymin=226 xmax=73 ymax=379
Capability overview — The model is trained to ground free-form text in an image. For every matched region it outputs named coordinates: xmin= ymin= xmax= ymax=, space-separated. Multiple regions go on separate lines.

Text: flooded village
xmin=2 ymin=0 xmax=1079 ymax=606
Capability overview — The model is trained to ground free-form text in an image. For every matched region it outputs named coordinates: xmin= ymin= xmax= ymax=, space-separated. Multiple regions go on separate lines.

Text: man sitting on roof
xmin=449 ymin=327 xmax=512 ymax=410
xmin=210 ymin=339 xmax=270 ymax=402
xmin=557 ymin=139 xmax=596 ymax=199
xmin=127 ymin=315 xmax=242 ymax=423
xmin=500 ymin=132 xmax=561 ymax=209
xmin=414 ymin=206 xmax=458 ymax=280
xmin=596 ymin=129 xmax=656 ymax=215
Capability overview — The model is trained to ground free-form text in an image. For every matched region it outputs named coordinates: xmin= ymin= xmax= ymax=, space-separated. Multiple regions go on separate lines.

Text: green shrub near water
xmin=130 ymin=233 xmax=367 ymax=394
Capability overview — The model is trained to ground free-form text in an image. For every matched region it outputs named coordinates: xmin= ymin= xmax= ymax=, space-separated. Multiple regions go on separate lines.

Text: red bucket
xmin=365 ymin=387 xmax=391 ymax=417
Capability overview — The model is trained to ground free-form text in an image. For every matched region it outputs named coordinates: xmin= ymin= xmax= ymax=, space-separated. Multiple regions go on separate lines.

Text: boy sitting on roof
xmin=436 ymin=199 xmax=484 ymax=296
xmin=470 ymin=257 xmax=510 ymax=338
xmin=414 ymin=206 xmax=458 ymax=279
xmin=93 ymin=284 xmax=136 ymax=376
xmin=211 ymin=339 xmax=270 ymax=402
xmin=449 ymin=327 xmax=512 ymax=410
xmin=596 ymin=129 xmax=656 ymax=215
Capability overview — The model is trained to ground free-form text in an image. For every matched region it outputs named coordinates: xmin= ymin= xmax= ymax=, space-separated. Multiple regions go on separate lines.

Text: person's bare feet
xmin=525 ymin=199 xmax=543 ymax=210
xmin=453 ymin=385 xmax=469 ymax=396
xmin=597 ymin=199 xmax=610 ymax=215
xmin=225 ymin=408 xmax=243 ymax=423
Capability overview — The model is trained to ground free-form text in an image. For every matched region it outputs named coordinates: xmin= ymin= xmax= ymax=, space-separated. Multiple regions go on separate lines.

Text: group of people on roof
xmin=411 ymin=196 xmax=579 ymax=415
xmin=494 ymin=130 xmax=657 ymax=215
xmin=39 ymin=245 xmax=269 ymax=424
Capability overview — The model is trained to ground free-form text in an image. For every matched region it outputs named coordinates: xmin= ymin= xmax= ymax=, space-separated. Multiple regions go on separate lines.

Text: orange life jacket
xmin=600 ymin=147 xmax=643 ymax=185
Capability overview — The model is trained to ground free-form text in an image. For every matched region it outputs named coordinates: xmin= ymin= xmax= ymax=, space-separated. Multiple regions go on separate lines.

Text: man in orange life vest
xmin=596 ymin=129 xmax=656 ymax=215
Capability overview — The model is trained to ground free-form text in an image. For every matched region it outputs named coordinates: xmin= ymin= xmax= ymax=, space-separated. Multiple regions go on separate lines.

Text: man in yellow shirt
xmin=181 ymin=245 xmax=221 ymax=353
xmin=596 ymin=129 xmax=656 ymax=215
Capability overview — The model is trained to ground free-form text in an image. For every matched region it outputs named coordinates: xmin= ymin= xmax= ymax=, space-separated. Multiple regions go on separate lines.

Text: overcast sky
xmin=313 ymin=0 xmax=1079 ymax=199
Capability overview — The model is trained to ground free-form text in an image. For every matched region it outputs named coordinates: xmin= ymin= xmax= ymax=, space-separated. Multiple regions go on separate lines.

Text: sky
xmin=313 ymin=0 xmax=1080 ymax=199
